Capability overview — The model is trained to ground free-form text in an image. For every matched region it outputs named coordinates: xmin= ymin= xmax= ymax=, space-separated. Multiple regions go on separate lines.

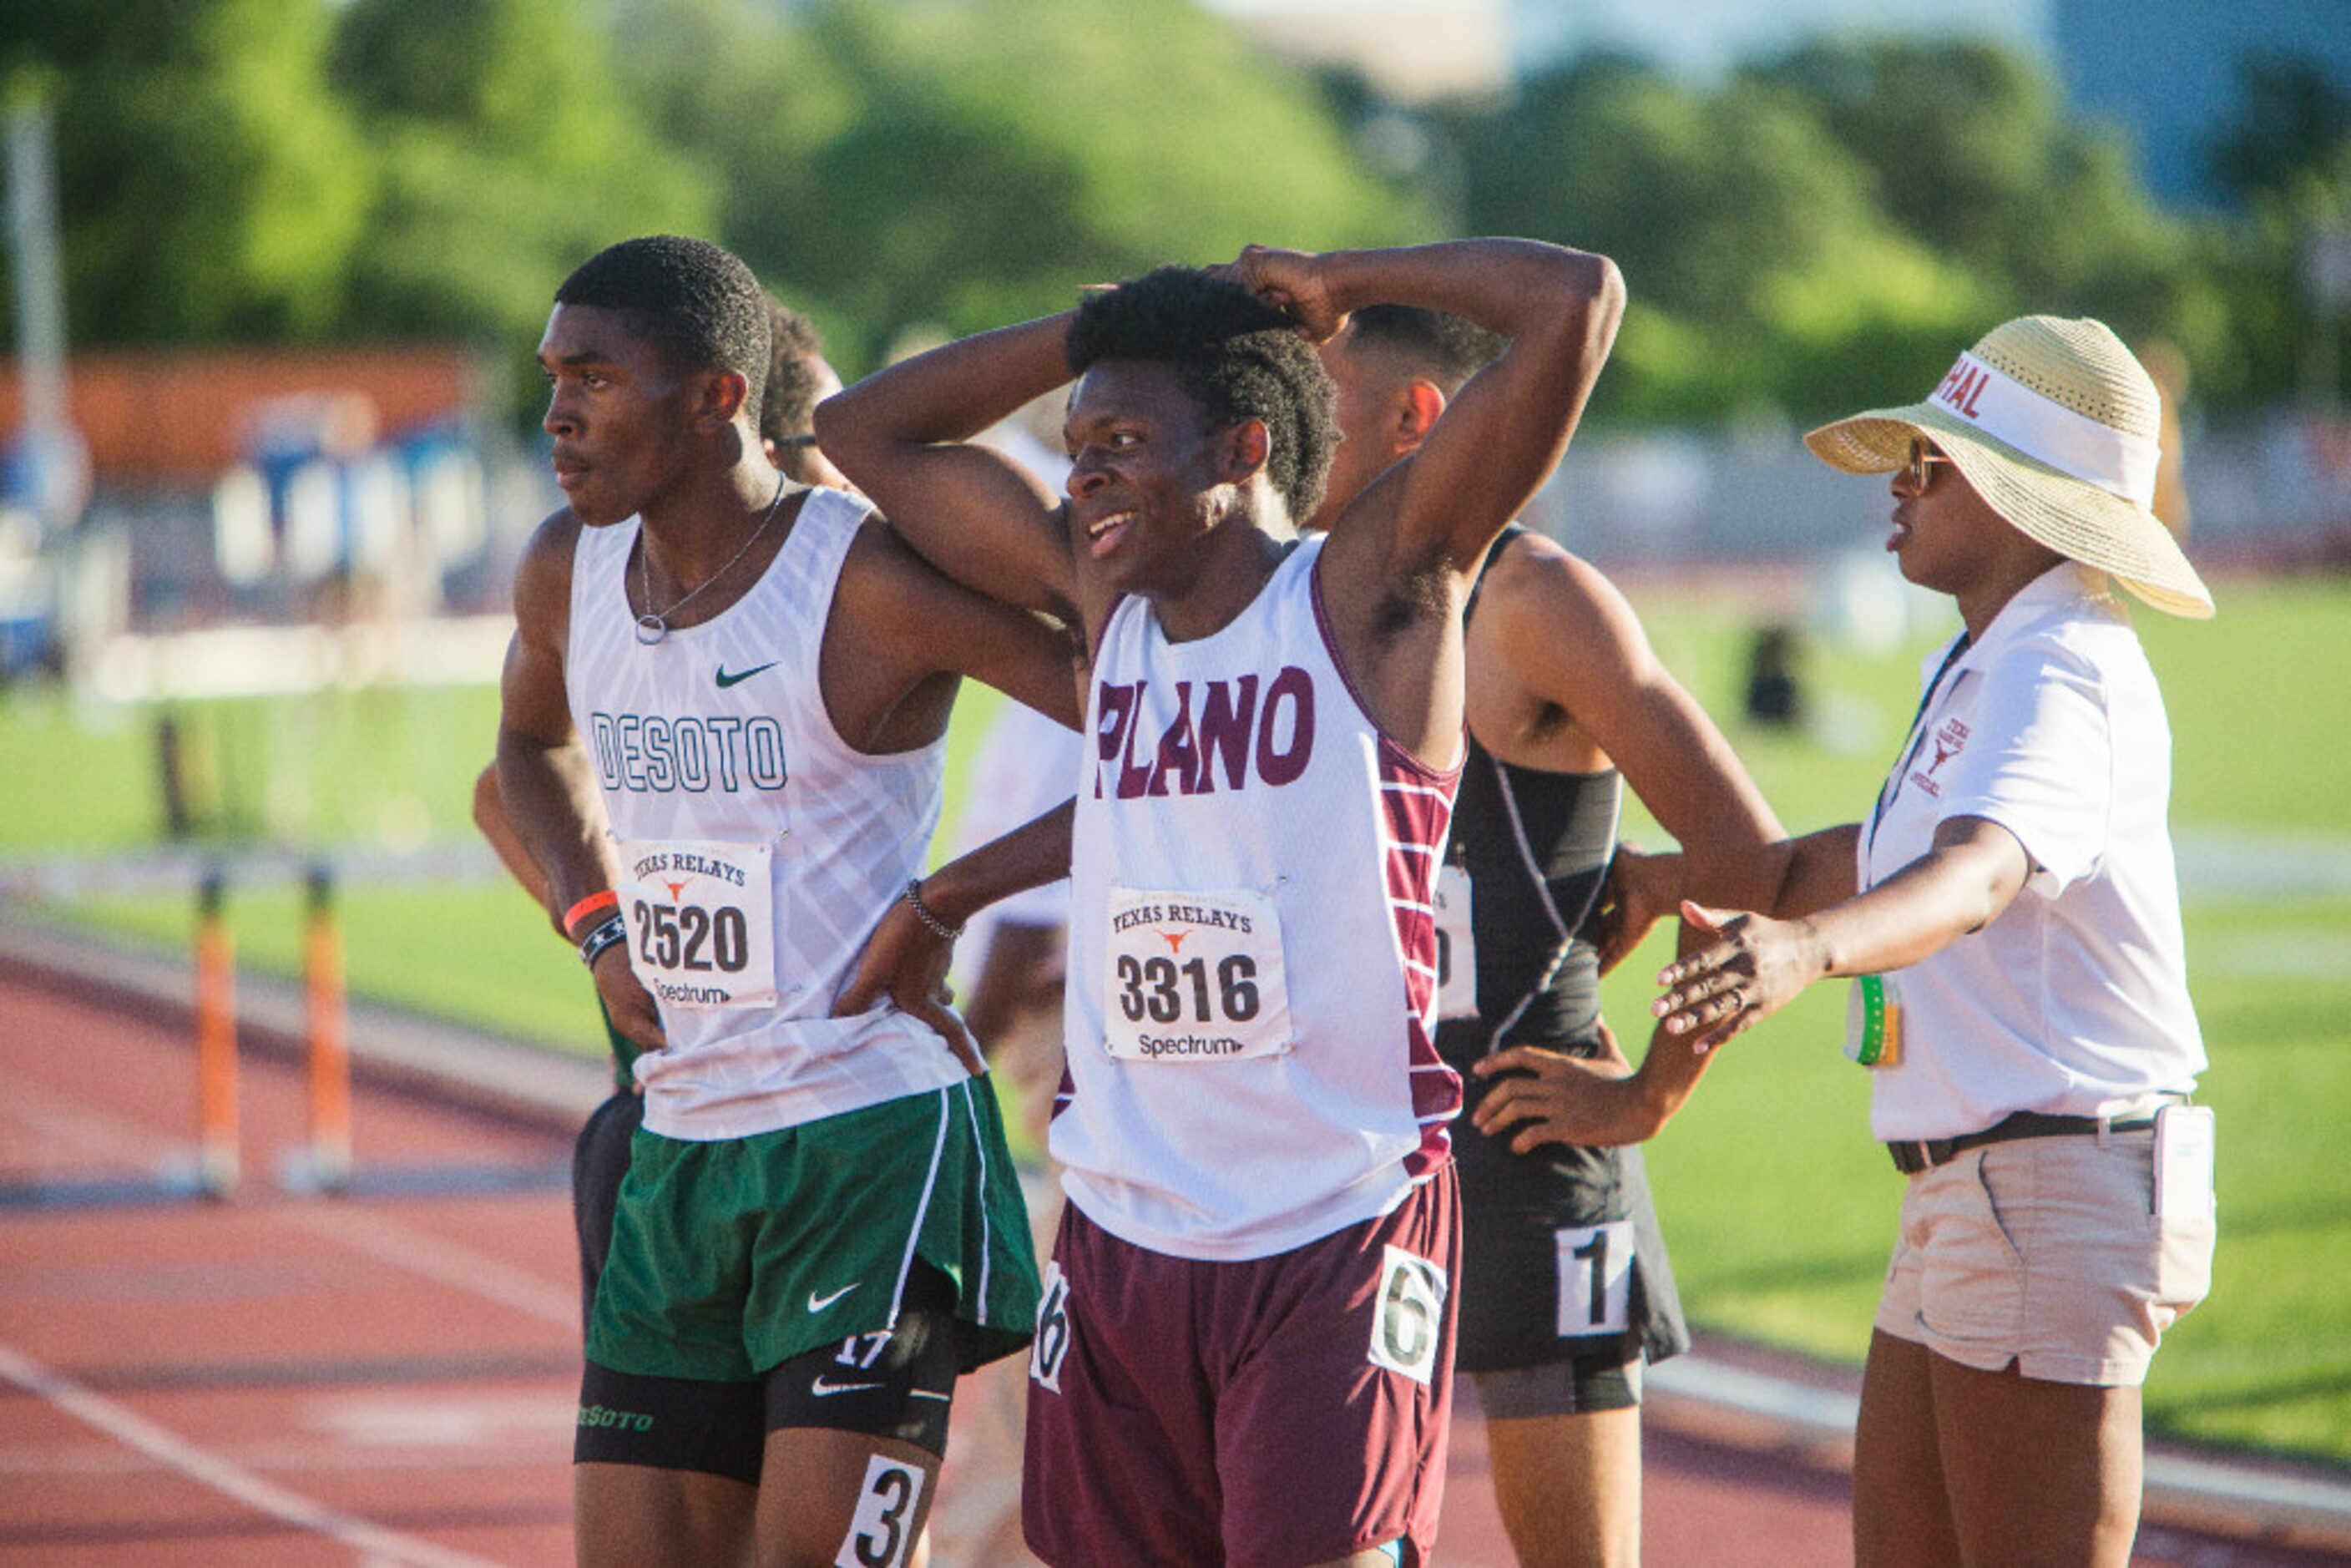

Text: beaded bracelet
xmin=903 ymin=879 xmax=963 ymax=941
xmin=563 ymin=888 xmax=619 ymax=939
xmin=577 ymin=913 xmax=630 ymax=970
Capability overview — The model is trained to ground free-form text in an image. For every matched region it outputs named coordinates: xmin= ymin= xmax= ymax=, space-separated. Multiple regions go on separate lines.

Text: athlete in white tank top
xmin=819 ymin=237 xmax=1625 ymax=1566
xmin=566 ymin=488 xmax=971 ymax=1140
xmin=1060 ymin=537 xmax=1459 ymax=1258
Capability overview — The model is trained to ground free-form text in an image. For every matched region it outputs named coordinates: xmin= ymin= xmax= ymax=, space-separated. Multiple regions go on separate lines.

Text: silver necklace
xmin=634 ymin=476 xmax=787 ymax=645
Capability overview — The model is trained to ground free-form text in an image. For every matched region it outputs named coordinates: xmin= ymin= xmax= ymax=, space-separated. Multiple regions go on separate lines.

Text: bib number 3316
xmin=1101 ymin=887 xmax=1292 ymax=1063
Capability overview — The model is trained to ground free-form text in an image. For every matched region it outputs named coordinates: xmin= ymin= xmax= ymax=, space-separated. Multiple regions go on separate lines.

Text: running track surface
xmin=0 ymin=964 xmax=2332 ymax=1566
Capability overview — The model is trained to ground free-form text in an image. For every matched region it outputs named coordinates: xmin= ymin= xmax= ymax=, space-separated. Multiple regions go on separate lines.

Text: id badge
xmin=617 ymin=837 xmax=778 ymax=1010
xmin=1433 ymin=863 xmax=1478 ymax=1022
xmin=1101 ymin=887 xmax=1292 ymax=1062
xmin=1845 ymin=974 xmax=1903 ymax=1067
xmin=2151 ymin=1104 xmax=2216 ymax=1219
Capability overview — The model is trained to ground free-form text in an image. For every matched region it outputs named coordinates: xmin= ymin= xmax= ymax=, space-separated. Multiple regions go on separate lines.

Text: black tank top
xmin=1436 ymin=528 xmax=1690 ymax=1369
xmin=1435 ymin=529 xmax=1620 ymax=1073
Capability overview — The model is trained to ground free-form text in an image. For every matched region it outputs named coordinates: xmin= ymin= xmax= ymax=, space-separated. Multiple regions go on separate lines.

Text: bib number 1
xmin=1555 ymin=1221 xmax=1634 ymax=1338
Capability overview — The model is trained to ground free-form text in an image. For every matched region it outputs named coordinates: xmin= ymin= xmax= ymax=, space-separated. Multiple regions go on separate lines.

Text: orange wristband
xmin=563 ymin=889 xmax=619 ymax=938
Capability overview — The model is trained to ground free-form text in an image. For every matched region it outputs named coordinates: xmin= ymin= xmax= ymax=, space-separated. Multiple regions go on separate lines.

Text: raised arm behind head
xmin=813 ymin=314 xmax=1081 ymax=622
xmin=1232 ymin=239 xmax=1621 ymax=588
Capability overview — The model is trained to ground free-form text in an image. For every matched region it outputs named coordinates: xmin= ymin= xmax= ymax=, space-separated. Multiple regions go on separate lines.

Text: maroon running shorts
xmin=1022 ymin=1165 xmax=1460 ymax=1568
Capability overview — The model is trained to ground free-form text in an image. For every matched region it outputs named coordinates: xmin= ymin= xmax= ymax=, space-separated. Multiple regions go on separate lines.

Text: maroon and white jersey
xmin=1055 ymin=536 xmax=1462 ymax=1261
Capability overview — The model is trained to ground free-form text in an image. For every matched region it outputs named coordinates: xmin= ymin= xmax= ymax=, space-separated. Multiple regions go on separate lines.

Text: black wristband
xmin=577 ymin=913 xmax=629 ymax=970
xmin=903 ymin=878 xmax=963 ymax=941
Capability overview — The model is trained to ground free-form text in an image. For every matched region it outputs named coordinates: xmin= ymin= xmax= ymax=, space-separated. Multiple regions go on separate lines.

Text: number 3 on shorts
xmin=836 ymin=1454 xmax=927 ymax=1568
xmin=1554 ymin=1221 xmax=1634 ymax=1338
xmin=1368 ymin=1245 xmax=1449 ymax=1386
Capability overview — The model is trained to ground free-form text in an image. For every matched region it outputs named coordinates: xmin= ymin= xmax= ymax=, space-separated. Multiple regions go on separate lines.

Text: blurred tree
xmin=2199 ymin=55 xmax=2351 ymax=407
xmin=2209 ymin=53 xmax=2351 ymax=210
xmin=762 ymin=0 xmax=1429 ymax=368
xmin=1742 ymin=40 xmax=2217 ymax=381
xmin=1462 ymin=54 xmax=1984 ymax=420
xmin=328 ymin=0 xmax=718 ymax=396
xmin=1 ymin=0 xmax=371 ymax=344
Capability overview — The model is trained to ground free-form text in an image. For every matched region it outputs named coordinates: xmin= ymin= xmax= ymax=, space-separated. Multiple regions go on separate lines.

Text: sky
xmin=1204 ymin=0 xmax=2050 ymax=83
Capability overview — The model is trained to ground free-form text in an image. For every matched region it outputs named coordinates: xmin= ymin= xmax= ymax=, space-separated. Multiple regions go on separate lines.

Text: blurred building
xmin=0 ymin=346 xmax=533 ymax=687
xmin=1211 ymin=0 xmax=1514 ymax=102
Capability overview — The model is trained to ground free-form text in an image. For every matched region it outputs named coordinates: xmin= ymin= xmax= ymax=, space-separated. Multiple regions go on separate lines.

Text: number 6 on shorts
xmin=1368 ymin=1244 xmax=1449 ymax=1385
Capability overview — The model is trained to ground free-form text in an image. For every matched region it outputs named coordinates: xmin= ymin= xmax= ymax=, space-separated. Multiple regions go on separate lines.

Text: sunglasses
xmin=1904 ymin=437 xmax=1954 ymax=493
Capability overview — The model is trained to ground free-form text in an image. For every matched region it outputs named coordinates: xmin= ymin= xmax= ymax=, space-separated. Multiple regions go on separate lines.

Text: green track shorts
xmin=587 ymin=1079 xmax=1039 ymax=1383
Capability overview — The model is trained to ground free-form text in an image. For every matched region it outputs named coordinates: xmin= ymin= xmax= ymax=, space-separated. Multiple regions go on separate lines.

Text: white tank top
xmin=566 ymin=487 xmax=968 ymax=1140
xmin=1055 ymin=537 xmax=1462 ymax=1260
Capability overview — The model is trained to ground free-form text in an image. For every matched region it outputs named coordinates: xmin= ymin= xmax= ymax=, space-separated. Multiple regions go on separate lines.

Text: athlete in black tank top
xmin=1440 ymin=529 xmax=1690 ymax=1375
xmin=1307 ymin=311 xmax=1784 ymax=1567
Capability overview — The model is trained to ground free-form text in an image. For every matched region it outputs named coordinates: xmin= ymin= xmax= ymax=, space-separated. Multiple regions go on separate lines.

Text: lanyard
xmin=1864 ymin=632 xmax=1972 ymax=867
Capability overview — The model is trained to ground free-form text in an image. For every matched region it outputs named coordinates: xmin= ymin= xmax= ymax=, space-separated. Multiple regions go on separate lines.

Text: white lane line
xmin=273 ymin=1204 xmax=579 ymax=1330
xmin=0 ymin=1339 xmax=500 ymax=1568
xmin=0 ymin=1073 xmax=179 ymax=1163
xmin=1651 ymin=1353 xmax=2351 ymax=1536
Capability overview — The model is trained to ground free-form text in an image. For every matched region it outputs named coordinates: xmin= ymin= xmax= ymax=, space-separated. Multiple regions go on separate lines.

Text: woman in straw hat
xmin=1560 ymin=316 xmax=2216 ymax=1564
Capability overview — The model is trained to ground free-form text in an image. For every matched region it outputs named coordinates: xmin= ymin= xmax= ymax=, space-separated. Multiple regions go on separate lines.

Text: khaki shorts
xmin=1874 ymin=1127 xmax=2213 ymax=1387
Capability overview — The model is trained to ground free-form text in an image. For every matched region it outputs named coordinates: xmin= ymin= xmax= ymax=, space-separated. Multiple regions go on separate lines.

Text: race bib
xmin=1368 ymin=1245 xmax=1449 ymax=1386
xmin=836 ymin=1454 xmax=926 ymax=1568
xmin=618 ymin=837 xmax=777 ymax=1010
xmin=1554 ymin=1220 xmax=1635 ymax=1338
xmin=1100 ymin=887 xmax=1292 ymax=1063
xmin=1433 ymin=863 xmax=1478 ymax=1021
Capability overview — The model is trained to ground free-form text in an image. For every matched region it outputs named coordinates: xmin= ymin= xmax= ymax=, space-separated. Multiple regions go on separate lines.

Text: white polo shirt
xmin=1858 ymin=563 xmax=2205 ymax=1141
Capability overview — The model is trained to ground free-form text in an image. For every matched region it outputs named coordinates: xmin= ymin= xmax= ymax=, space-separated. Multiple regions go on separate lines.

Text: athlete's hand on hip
xmin=1593 ymin=840 xmax=1676 ymax=977
xmin=835 ymin=902 xmax=984 ymax=1077
xmin=589 ymin=943 xmax=667 ymax=1054
xmin=1469 ymin=1020 xmax=1640 ymax=1152
xmin=1652 ymin=901 xmax=1819 ymax=1055
xmin=1223 ymin=245 xmax=1346 ymax=344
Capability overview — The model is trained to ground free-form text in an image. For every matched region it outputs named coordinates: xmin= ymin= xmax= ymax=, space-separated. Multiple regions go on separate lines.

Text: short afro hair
xmin=759 ymin=297 xmax=827 ymax=449
xmin=1347 ymin=305 xmax=1504 ymax=397
xmin=1067 ymin=266 xmax=1339 ymax=527
xmin=555 ymin=236 xmax=770 ymax=417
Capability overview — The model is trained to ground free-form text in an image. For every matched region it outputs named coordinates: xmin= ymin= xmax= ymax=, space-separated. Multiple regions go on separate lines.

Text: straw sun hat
xmin=1805 ymin=315 xmax=2213 ymax=618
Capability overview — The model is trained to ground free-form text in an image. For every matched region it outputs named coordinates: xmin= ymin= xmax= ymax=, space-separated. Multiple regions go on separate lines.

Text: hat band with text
xmin=1926 ymin=352 xmax=2159 ymax=506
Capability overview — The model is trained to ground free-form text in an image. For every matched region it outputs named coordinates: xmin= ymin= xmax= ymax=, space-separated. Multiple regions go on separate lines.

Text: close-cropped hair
xmin=1067 ymin=266 xmax=1339 ymax=526
xmin=760 ymin=298 xmax=826 ymax=448
xmin=1347 ymin=305 xmax=1504 ymax=397
xmin=555 ymin=235 xmax=771 ymax=416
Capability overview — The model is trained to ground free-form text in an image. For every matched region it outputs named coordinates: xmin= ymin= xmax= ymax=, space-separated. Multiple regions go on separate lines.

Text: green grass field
xmin=5 ymin=574 xmax=2347 ymax=1462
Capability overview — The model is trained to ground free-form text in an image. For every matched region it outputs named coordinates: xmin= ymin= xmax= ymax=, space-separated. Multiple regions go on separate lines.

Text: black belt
xmin=1886 ymin=1107 xmax=2169 ymax=1175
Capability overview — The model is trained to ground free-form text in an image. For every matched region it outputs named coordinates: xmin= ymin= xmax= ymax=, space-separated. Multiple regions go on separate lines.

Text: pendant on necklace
xmin=635 ymin=614 xmax=667 ymax=646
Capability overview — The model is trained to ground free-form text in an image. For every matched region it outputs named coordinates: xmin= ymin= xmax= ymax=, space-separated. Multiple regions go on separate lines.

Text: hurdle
xmin=194 ymin=867 xmax=239 ymax=1198
xmin=280 ymin=862 xmax=354 ymax=1193
xmin=0 ymin=852 xmax=579 ymax=1207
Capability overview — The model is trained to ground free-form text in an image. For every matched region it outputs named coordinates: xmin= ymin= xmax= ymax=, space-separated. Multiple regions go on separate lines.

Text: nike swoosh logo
xmin=715 ymin=660 xmax=779 ymax=689
xmin=810 ymin=1375 xmax=885 ymax=1397
xmin=807 ymin=1283 xmax=861 ymax=1313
